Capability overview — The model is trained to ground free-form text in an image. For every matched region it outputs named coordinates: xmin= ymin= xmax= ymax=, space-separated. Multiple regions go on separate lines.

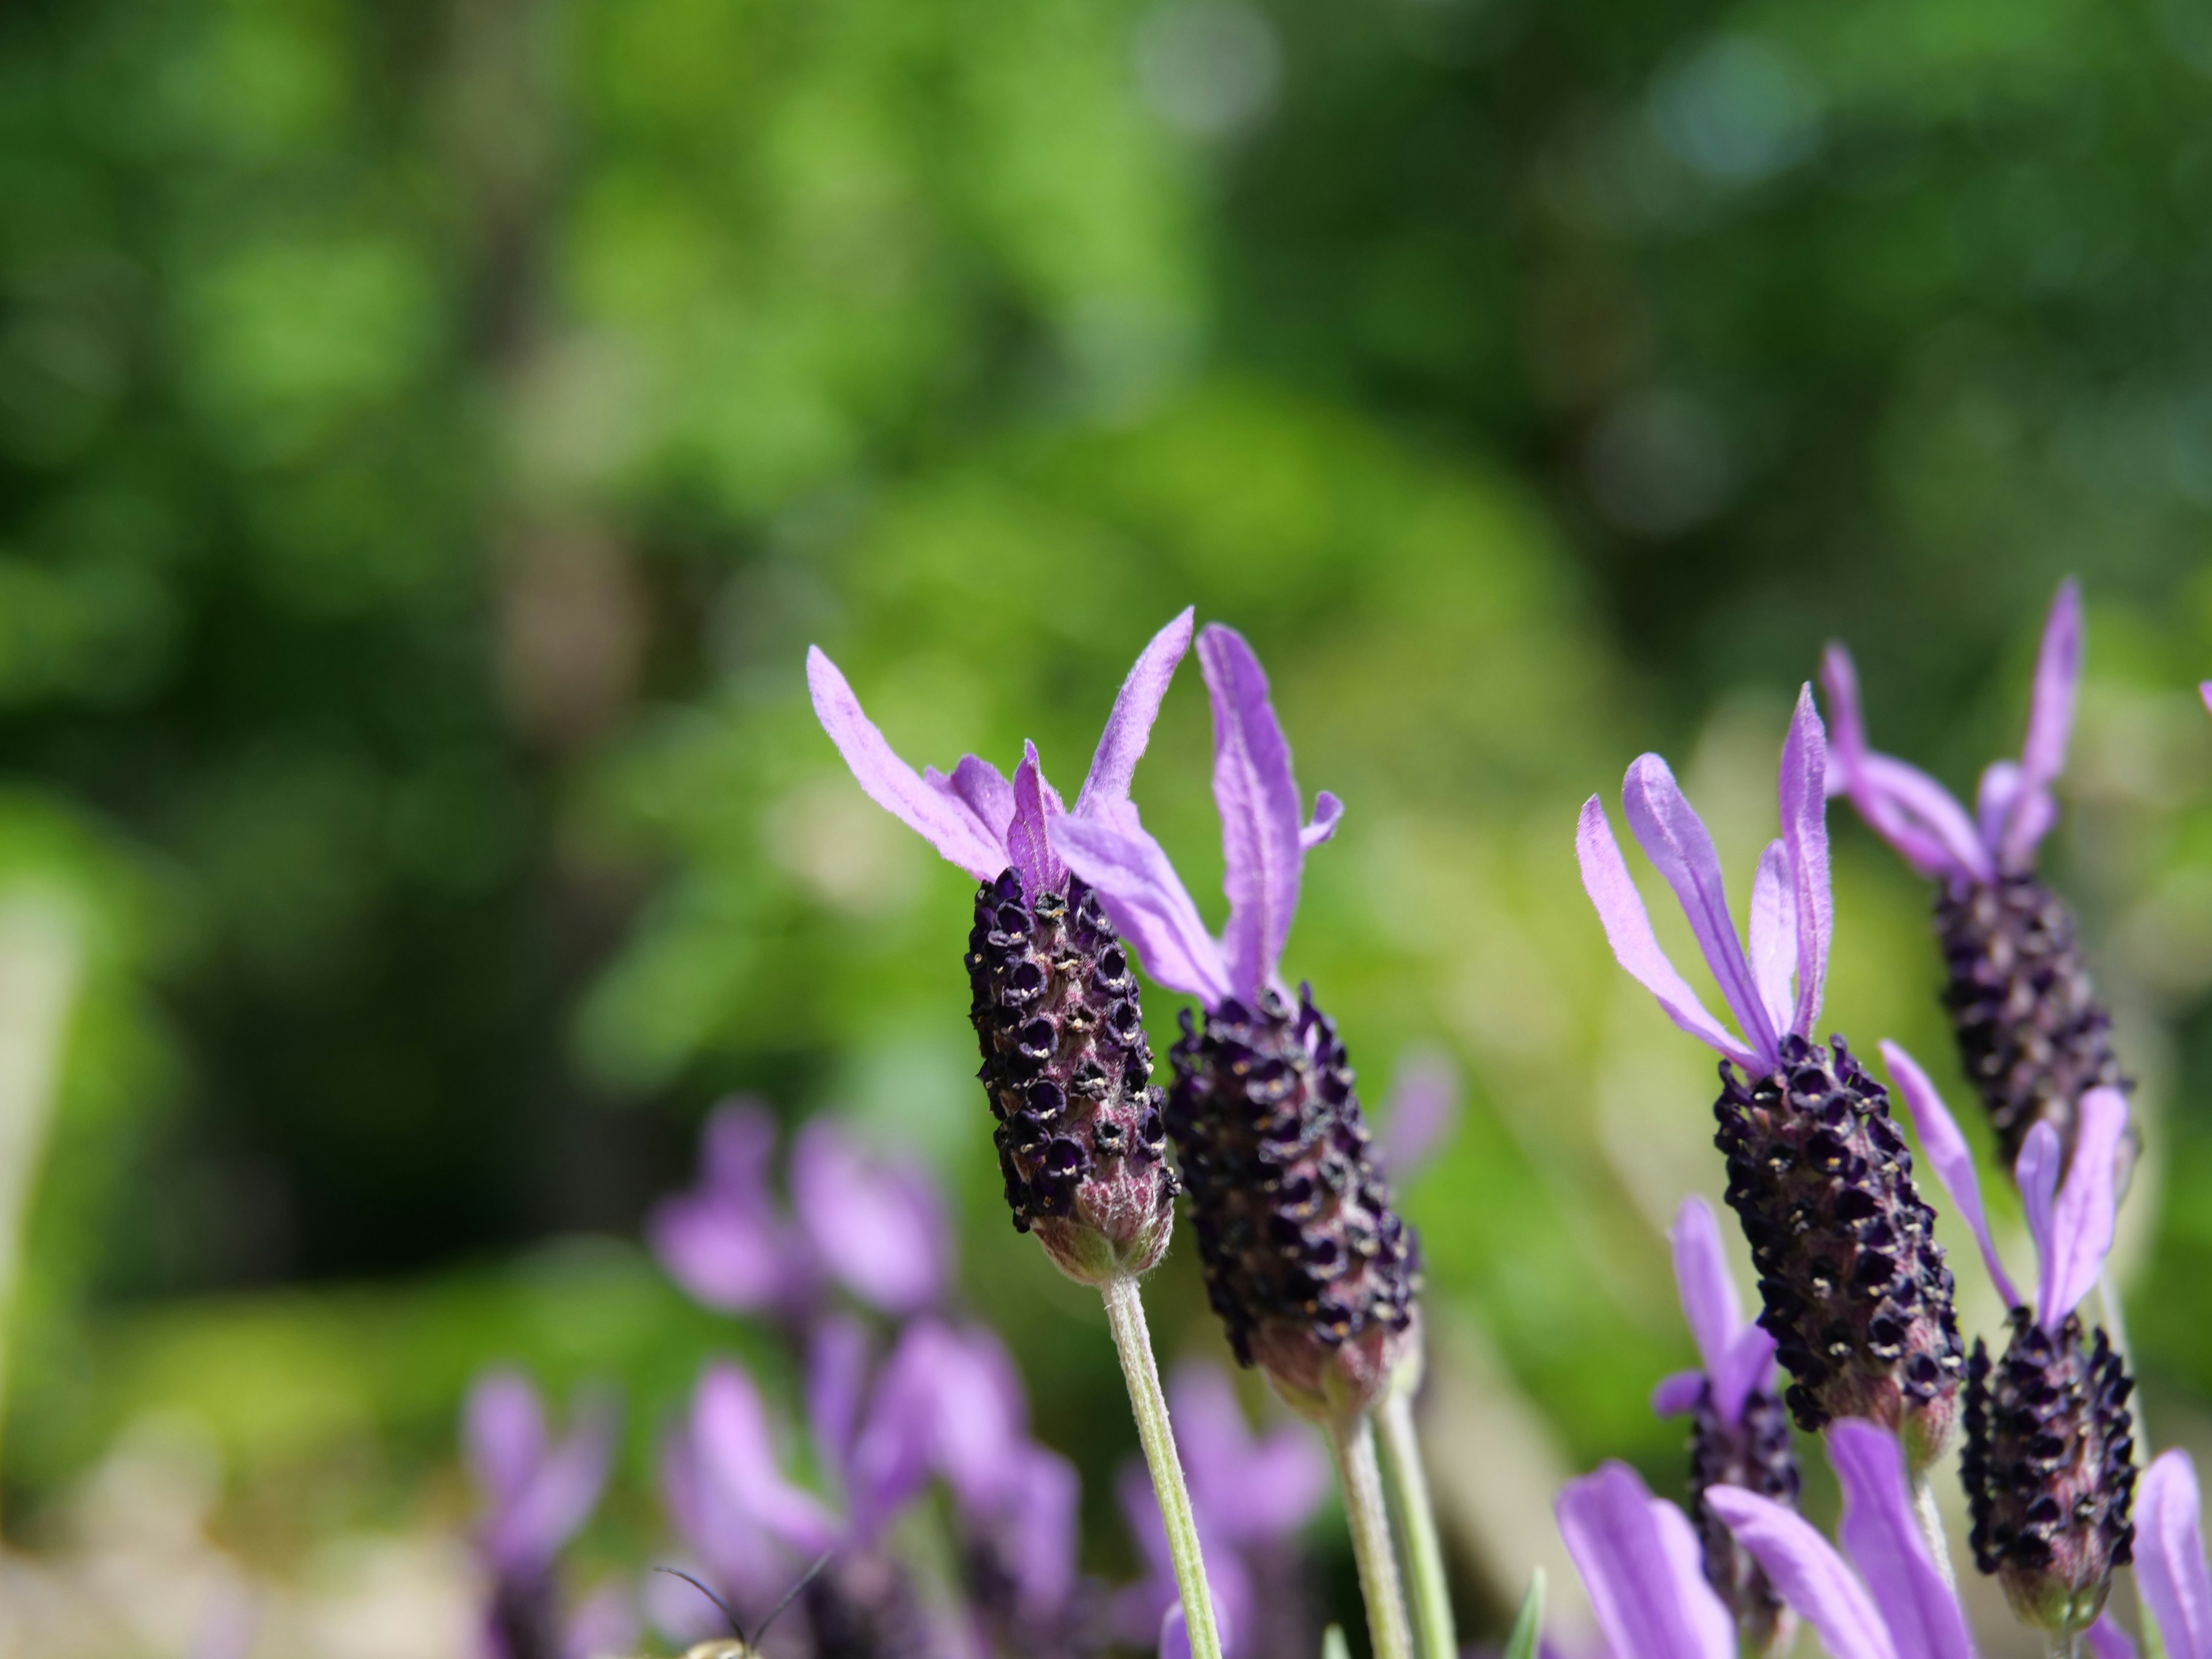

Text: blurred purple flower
xmin=2138 ymin=1449 xmax=2212 ymax=1659
xmin=648 ymin=1099 xmax=950 ymax=1322
xmin=462 ymin=1370 xmax=620 ymax=1659
xmin=1378 ymin=1048 xmax=1461 ymax=1180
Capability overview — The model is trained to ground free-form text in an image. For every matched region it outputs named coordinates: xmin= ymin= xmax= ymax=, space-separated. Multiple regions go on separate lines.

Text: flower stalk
xmin=1378 ymin=1389 xmax=1457 ymax=1659
xmin=1102 ymin=1273 xmax=1224 ymax=1659
xmin=1328 ymin=1411 xmax=1416 ymax=1659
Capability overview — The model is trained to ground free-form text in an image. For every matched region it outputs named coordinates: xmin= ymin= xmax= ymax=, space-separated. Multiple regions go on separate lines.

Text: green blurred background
xmin=4 ymin=0 xmax=2212 ymax=1650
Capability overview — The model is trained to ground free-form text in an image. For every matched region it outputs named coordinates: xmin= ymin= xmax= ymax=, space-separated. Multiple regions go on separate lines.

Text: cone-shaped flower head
xmin=2137 ymin=1449 xmax=2212 ymax=1659
xmin=1823 ymin=581 xmax=2128 ymax=1169
xmin=1053 ymin=624 xmax=1416 ymax=1425
xmin=1651 ymin=1197 xmax=1798 ymax=1656
xmin=1884 ymin=1045 xmax=2136 ymax=1631
xmin=809 ymin=612 xmax=1194 ymax=1284
xmin=1579 ymin=689 xmax=1964 ymax=1459
xmin=1556 ymin=1460 xmax=1738 ymax=1659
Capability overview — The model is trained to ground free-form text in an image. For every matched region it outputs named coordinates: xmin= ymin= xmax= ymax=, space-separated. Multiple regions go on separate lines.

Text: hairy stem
xmin=1914 ymin=1474 xmax=1957 ymax=1593
xmin=1101 ymin=1275 xmax=1223 ymax=1659
xmin=1328 ymin=1412 xmax=1416 ymax=1659
xmin=1378 ymin=1391 xmax=1457 ymax=1659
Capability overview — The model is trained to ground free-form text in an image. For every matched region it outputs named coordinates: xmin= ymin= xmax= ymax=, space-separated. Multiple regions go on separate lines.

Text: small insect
xmin=637 ymin=1554 xmax=831 ymax=1659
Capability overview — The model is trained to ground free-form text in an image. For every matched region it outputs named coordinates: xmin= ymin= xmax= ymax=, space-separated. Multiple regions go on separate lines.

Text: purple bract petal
xmin=2086 ymin=1614 xmax=2139 ymax=1659
xmin=465 ymin=1370 xmax=546 ymax=1507
xmin=1302 ymin=791 xmax=1344 ymax=851
xmin=2139 ymin=1450 xmax=2212 ymax=1659
xmin=1827 ymin=1420 xmax=1975 ymax=1659
xmin=1077 ymin=608 xmax=1195 ymax=814
xmin=2018 ymin=1119 xmax=2063 ymax=1299
xmin=806 ymin=646 xmax=1008 ymax=880
xmin=1669 ymin=1198 xmax=1743 ymax=1395
xmin=1652 ymin=1370 xmax=1706 ymax=1417
xmin=1819 ymin=645 xmax=1869 ymax=801
xmin=1704 ymin=1485 xmax=1900 ymax=1659
xmin=2001 ymin=578 xmax=2082 ymax=869
xmin=691 ymin=1361 xmax=842 ymax=1555
xmin=1576 ymin=797 xmax=1756 ymax=1069
xmin=1378 ymin=1048 xmax=1460 ymax=1180
xmin=1557 ymin=1463 xmax=1736 ymax=1659
xmin=1008 ymin=741 xmax=1069 ymax=903
xmin=1820 ymin=643 xmax=1991 ymax=882
xmin=1621 ymin=753 xmax=1779 ymax=1068
xmin=790 ymin=1117 xmax=949 ymax=1316
xmin=1052 ymin=803 xmax=1232 ymax=1005
xmin=1880 ymin=1041 xmax=2018 ymax=1309
xmin=1001 ymin=1446 xmax=1081 ymax=1618
xmin=931 ymin=754 xmax=1016 ymax=849
xmin=1975 ymin=760 xmax=2022 ymax=854
xmin=477 ymin=1381 xmax=619 ymax=1577
xmin=806 ymin=1314 xmax=872 ymax=1483
xmin=648 ymin=1103 xmax=816 ymax=1317
xmin=1747 ymin=842 xmax=1797 ymax=1055
xmin=1199 ymin=625 xmax=1308 ymax=1003
xmin=1169 ymin=1361 xmax=1327 ymax=1545
xmin=2200 ymin=682 xmax=2212 ymax=718
xmin=844 ymin=1322 xmax=953 ymax=1543
xmin=2033 ymin=1085 xmax=2128 ymax=1332
xmin=1779 ymin=687 xmax=1832 ymax=1039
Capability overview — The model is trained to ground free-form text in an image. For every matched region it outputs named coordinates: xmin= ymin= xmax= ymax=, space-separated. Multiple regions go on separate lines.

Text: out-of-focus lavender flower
xmin=810 ymin=614 xmax=1192 ymax=1283
xmin=2137 ymin=1449 xmax=2212 ymax=1659
xmin=1884 ymin=1045 xmax=2136 ymax=1631
xmin=1823 ymin=582 xmax=2127 ymax=1168
xmin=1578 ymin=689 xmax=1964 ymax=1460
xmin=1117 ymin=1361 xmax=1329 ymax=1658
xmin=1055 ymin=624 xmax=1416 ymax=1424
xmin=1377 ymin=1048 xmax=1460 ymax=1181
xmin=649 ymin=1100 xmax=950 ymax=1323
xmin=1555 ymin=1460 xmax=1734 ymax=1659
xmin=1649 ymin=1198 xmax=1796 ymax=1656
xmin=463 ymin=1370 xmax=620 ymax=1659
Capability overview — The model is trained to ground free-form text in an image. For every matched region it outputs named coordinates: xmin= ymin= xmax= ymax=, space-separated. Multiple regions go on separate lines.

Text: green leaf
xmin=1503 ymin=1569 xmax=1546 ymax=1659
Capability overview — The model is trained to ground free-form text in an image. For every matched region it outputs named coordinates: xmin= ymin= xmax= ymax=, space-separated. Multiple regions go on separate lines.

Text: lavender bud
xmin=1167 ymin=986 xmax=1419 ymax=1424
xmin=1937 ymin=875 xmax=2134 ymax=1171
xmin=1963 ymin=1308 xmax=2137 ymax=1634
xmin=1687 ymin=1380 xmax=1799 ymax=1657
xmin=1715 ymin=1035 xmax=1965 ymax=1463
xmin=968 ymin=869 xmax=1179 ymax=1284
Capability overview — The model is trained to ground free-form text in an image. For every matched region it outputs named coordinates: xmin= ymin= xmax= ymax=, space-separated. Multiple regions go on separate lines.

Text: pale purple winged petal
xmin=1557 ymin=1463 xmax=1735 ymax=1659
xmin=1652 ymin=1371 xmax=1706 ymax=1417
xmin=1302 ymin=791 xmax=1344 ymax=850
xmin=1820 ymin=645 xmax=1991 ymax=881
xmin=692 ymin=1362 xmax=842 ymax=1554
xmin=2086 ymin=1615 xmax=2139 ymax=1659
xmin=1077 ymin=608 xmax=1195 ymax=813
xmin=2036 ymin=1086 xmax=2128 ymax=1331
xmin=912 ymin=1321 xmax=1032 ymax=1517
xmin=1669 ymin=1197 xmax=1743 ymax=1388
xmin=2017 ymin=1120 xmax=2063 ymax=1315
xmin=464 ymin=1370 xmax=546 ymax=1506
xmin=1199 ymin=624 xmax=1308 ymax=1003
xmin=931 ymin=754 xmax=1016 ymax=848
xmin=1820 ymin=645 xmax=1869 ymax=800
xmin=1052 ymin=804 xmax=1233 ymax=1005
xmin=1169 ymin=1361 xmax=1325 ymax=1544
xmin=790 ymin=1118 xmax=949 ymax=1316
xmin=1827 ymin=1419 xmax=1975 ymax=1659
xmin=1652 ymin=1497 xmax=1740 ymax=1659
xmin=2201 ymin=682 xmax=2212 ymax=718
xmin=490 ymin=1388 xmax=619 ymax=1575
xmin=2002 ymin=578 xmax=2082 ymax=868
xmin=1976 ymin=761 xmax=2022 ymax=854
xmin=1713 ymin=1327 xmax=1779 ymax=1428
xmin=1880 ymin=1040 xmax=2018 ymax=1309
xmin=1379 ymin=1048 xmax=1460 ymax=1180
xmin=1008 ymin=742 xmax=1069 ymax=903
xmin=648 ymin=1103 xmax=815 ymax=1316
xmin=1746 ymin=843 xmax=1797 ymax=1051
xmin=2139 ymin=1450 xmax=2212 ymax=1659
xmin=1779 ymin=687 xmax=1833 ymax=1037
xmin=845 ymin=1321 xmax=957 ymax=1541
xmin=806 ymin=1313 xmax=872 ymax=1481
xmin=807 ymin=647 xmax=1007 ymax=878
xmin=1577 ymin=797 xmax=1756 ymax=1069
xmin=1622 ymin=753 xmax=1779 ymax=1067
xmin=1705 ymin=1486 xmax=1901 ymax=1659
xmin=1001 ymin=1446 xmax=1081 ymax=1618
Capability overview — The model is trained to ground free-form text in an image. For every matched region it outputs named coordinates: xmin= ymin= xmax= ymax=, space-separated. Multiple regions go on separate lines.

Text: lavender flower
xmin=1883 ymin=1044 xmax=2136 ymax=1631
xmin=462 ymin=1370 xmax=620 ymax=1659
xmin=1650 ymin=1197 xmax=1797 ymax=1656
xmin=1823 ymin=581 xmax=2128 ymax=1168
xmin=1555 ymin=1460 xmax=1736 ymax=1659
xmin=809 ymin=613 xmax=1194 ymax=1284
xmin=1052 ymin=624 xmax=1418 ymax=1425
xmin=1578 ymin=689 xmax=1964 ymax=1457
xmin=649 ymin=1100 xmax=950 ymax=1323
xmin=2137 ymin=1449 xmax=2212 ymax=1659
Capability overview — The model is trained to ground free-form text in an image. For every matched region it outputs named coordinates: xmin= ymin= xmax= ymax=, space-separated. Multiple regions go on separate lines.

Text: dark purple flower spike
xmin=1580 ymin=690 xmax=1964 ymax=1460
xmin=810 ymin=613 xmax=1195 ymax=1285
xmin=1884 ymin=1045 xmax=2136 ymax=1633
xmin=1823 ymin=581 xmax=2130 ymax=1170
xmin=1651 ymin=1198 xmax=1798 ymax=1656
xmin=1054 ymin=624 xmax=1415 ymax=1426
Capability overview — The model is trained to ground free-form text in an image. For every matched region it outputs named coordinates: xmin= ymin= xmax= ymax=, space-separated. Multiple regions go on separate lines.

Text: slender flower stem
xmin=1101 ymin=1274 xmax=1223 ymax=1659
xmin=1913 ymin=1474 xmax=1957 ymax=1592
xmin=1328 ymin=1412 xmax=1416 ymax=1659
xmin=1378 ymin=1391 xmax=1457 ymax=1659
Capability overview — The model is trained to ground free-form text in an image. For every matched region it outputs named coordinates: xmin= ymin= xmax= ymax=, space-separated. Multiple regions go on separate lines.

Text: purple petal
xmin=464 ymin=1370 xmax=546 ymax=1505
xmin=1652 ymin=1371 xmax=1706 ymax=1416
xmin=660 ymin=1423 xmax=789 ymax=1608
xmin=1302 ymin=791 xmax=1344 ymax=851
xmin=488 ymin=1387 xmax=619 ymax=1575
xmin=1820 ymin=645 xmax=1869 ymax=800
xmin=846 ymin=1321 xmax=957 ymax=1540
xmin=1199 ymin=624 xmax=1307 ymax=1003
xmin=1169 ymin=1362 xmax=1325 ymax=1543
xmin=1713 ymin=1328 xmax=1779 ymax=1428
xmin=1000 ymin=1447 xmax=1082 ymax=1618
xmin=2018 ymin=1119 xmax=2063 ymax=1298
xmin=1077 ymin=608 xmax=1195 ymax=813
xmin=1747 ymin=842 xmax=1797 ymax=1043
xmin=1008 ymin=741 xmax=1069 ymax=903
xmin=2085 ymin=1615 xmax=2139 ymax=1659
xmin=1621 ymin=754 xmax=1779 ymax=1067
xmin=1556 ymin=1463 xmax=1735 ymax=1659
xmin=1051 ymin=804 xmax=1232 ymax=1005
xmin=561 ymin=1585 xmax=638 ymax=1659
xmin=1821 ymin=645 xmax=1990 ymax=881
xmin=2002 ymin=578 xmax=2082 ymax=868
xmin=1379 ymin=1048 xmax=1461 ymax=1180
xmin=1650 ymin=1497 xmax=1740 ymax=1659
xmin=930 ymin=755 xmax=1016 ymax=848
xmin=1975 ymin=760 xmax=2022 ymax=853
xmin=647 ymin=1104 xmax=813 ymax=1316
xmin=1575 ymin=797 xmax=1756 ymax=1069
xmin=910 ymin=1321 xmax=1032 ymax=1517
xmin=2201 ymin=681 xmax=2212 ymax=718
xmin=2035 ymin=1086 xmax=2128 ymax=1332
xmin=1668 ymin=1198 xmax=1743 ymax=1392
xmin=806 ymin=646 xmax=1008 ymax=879
xmin=1827 ymin=1420 xmax=1974 ymax=1659
xmin=692 ymin=1361 xmax=842 ymax=1554
xmin=1703 ymin=1486 xmax=1900 ymax=1659
xmin=790 ymin=1118 xmax=949 ymax=1316
xmin=1779 ymin=687 xmax=1832 ymax=1039
xmin=2139 ymin=1450 xmax=2212 ymax=1659
xmin=1880 ymin=1041 xmax=2018 ymax=1309
xmin=806 ymin=1314 xmax=872 ymax=1481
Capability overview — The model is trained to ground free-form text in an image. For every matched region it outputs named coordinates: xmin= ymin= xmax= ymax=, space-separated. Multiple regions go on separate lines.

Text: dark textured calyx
xmin=1167 ymin=986 xmax=1418 ymax=1373
xmin=967 ymin=869 xmax=1176 ymax=1259
xmin=1716 ymin=1035 xmax=1964 ymax=1444
xmin=1937 ymin=874 xmax=2130 ymax=1169
xmin=1963 ymin=1306 xmax=2136 ymax=1630
xmin=1688 ymin=1381 xmax=1799 ymax=1656
xmin=804 ymin=1553 xmax=929 ymax=1659
xmin=490 ymin=1571 xmax=561 ymax=1659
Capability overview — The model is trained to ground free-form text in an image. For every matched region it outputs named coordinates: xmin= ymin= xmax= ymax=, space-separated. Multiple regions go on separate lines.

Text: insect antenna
xmin=753 ymin=1552 xmax=834 ymax=1646
xmin=653 ymin=1567 xmax=748 ymax=1647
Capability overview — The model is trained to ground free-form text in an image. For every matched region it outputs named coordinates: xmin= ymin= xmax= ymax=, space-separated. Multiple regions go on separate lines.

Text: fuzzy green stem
xmin=1101 ymin=1274 xmax=1223 ymax=1659
xmin=1378 ymin=1391 xmax=1457 ymax=1659
xmin=1914 ymin=1473 xmax=1957 ymax=1593
xmin=1328 ymin=1412 xmax=1416 ymax=1659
